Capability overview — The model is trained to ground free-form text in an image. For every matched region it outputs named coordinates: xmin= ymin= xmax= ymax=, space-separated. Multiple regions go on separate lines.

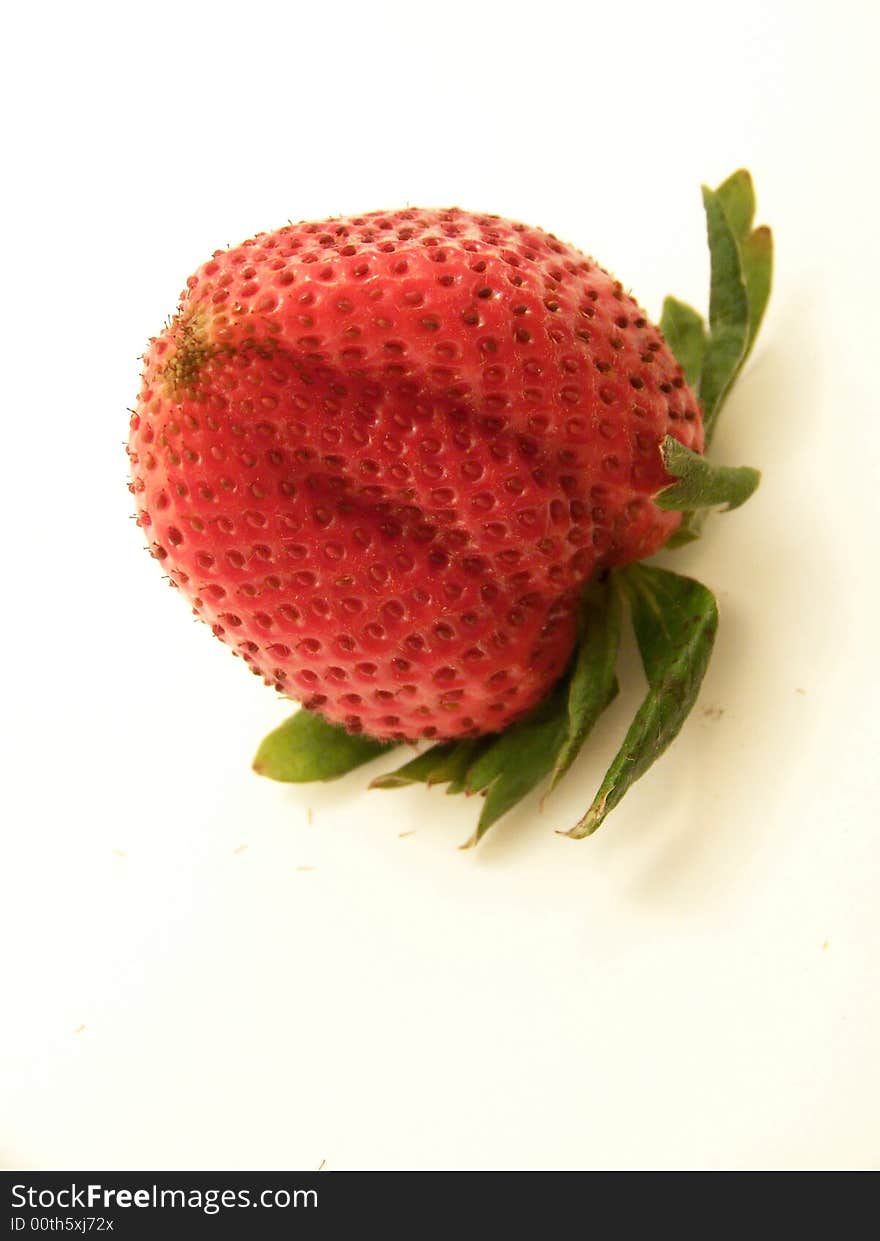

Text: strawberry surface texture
xmin=129 ymin=208 xmax=703 ymax=742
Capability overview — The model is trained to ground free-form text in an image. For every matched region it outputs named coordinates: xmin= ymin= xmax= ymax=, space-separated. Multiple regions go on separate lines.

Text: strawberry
xmin=129 ymin=208 xmax=702 ymax=742
xmin=129 ymin=171 xmax=770 ymax=844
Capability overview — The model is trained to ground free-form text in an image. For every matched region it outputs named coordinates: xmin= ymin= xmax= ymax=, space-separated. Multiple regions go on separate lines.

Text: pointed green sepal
xmin=665 ymin=509 xmax=707 ymax=548
xmin=698 ymin=184 xmax=750 ymax=436
xmin=369 ymin=738 xmax=488 ymax=792
xmin=459 ymin=691 xmax=569 ymax=848
xmin=740 ymin=225 xmax=773 ymax=363
xmin=549 ymin=575 xmax=622 ymax=792
xmin=253 ymin=709 xmax=394 ymax=782
xmin=565 ymin=566 xmax=718 ymax=839
xmin=662 ymin=169 xmax=773 ymax=547
xmin=655 ymin=436 xmax=760 ymax=512
xmin=715 ymin=168 xmax=756 ymax=241
xmin=659 ymin=296 xmax=707 ymax=388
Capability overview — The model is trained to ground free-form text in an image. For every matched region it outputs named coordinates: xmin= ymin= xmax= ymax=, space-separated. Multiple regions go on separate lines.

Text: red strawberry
xmin=129 ymin=207 xmax=703 ymax=742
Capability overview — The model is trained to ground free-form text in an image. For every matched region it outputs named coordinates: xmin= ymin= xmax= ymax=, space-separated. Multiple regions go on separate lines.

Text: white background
xmin=1 ymin=0 xmax=878 ymax=1171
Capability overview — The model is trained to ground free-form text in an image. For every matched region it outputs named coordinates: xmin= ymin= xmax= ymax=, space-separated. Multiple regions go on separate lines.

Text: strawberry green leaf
xmin=664 ymin=509 xmax=707 ymax=549
xmin=715 ymin=168 xmax=756 ymax=241
xmin=565 ymin=566 xmax=718 ymax=839
xmin=445 ymin=740 xmax=492 ymax=795
xmin=369 ymin=738 xmax=488 ymax=793
xmin=715 ymin=172 xmax=772 ymax=367
xmin=698 ymin=172 xmax=774 ymax=442
xmin=666 ymin=172 xmax=772 ymax=549
xmin=698 ymin=185 xmax=750 ymax=439
xmin=740 ymin=225 xmax=773 ymax=362
xmin=659 ymin=296 xmax=707 ymax=388
xmin=368 ymin=742 xmax=456 ymax=789
xmin=463 ymin=686 xmax=566 ymax=796
xmin=549 ymin=576 xmax=622 ymax=792
xmin=655 ymin=436 xmax=760 ymax=512
xmin=253 ymin=709 xmax=394 ymax=782
xmin=461 ymin=690 xmax=569 ymax=849
xmin=371 ymin=686 xmax=572 ymax=847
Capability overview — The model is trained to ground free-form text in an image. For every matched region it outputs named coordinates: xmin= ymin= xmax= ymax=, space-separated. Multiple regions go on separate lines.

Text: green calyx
xmin=657 ymin=168 xmax=772 ymax=541
xmin=252 ymin=170 xmax=773 ymax=848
